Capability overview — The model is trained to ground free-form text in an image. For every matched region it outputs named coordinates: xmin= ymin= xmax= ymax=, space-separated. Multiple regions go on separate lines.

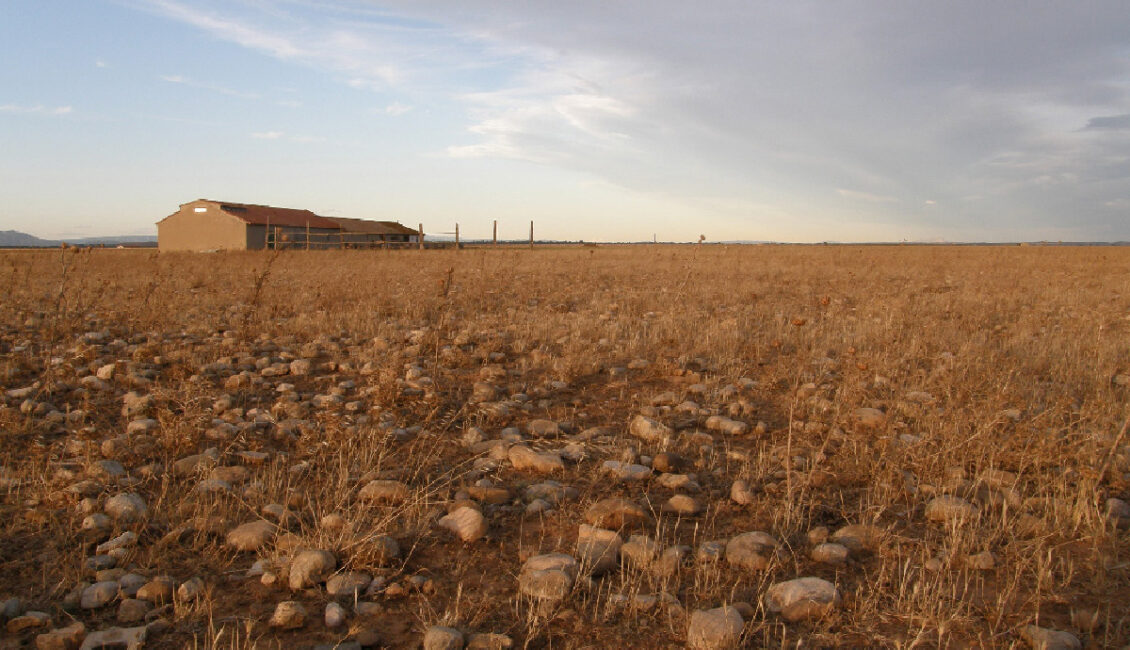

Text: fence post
xmin=418 ymin=223 xmax=424 ymax=250
xmin=306 ymin=222 xmax=310 ymax=251
xmin=493 ymin=220 xmax=497 ymax=246
xmin=529 ymin=220 xmax=534 ymax=249
xmin=455 ymin=223 xmax=460 ymax=249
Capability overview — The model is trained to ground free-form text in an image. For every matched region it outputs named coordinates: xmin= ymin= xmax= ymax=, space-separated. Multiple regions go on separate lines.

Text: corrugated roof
xmin=324 ymin=217 xmax=419 ymax=236
xmin=208 ymin=201 xmax=340 ymax=229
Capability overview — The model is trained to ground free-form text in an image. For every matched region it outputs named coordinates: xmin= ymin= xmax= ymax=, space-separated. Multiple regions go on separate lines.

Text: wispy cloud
xmin=1084 ymin=113 xmax=1130 ymax=130
xmin=837 ymin=189 xmax=898 ymax=203
xmin=95 ymin=59 xmax=109 ymax=68
xmin=160 ymin=74 xmax=258 ymax=99
xmin=384 ymin=102 xmax=412 ymax=116
xmin=0 ymin=104 xmax=73 ymax=115
xmin=251 ymin=131 xmax=284 ymax=139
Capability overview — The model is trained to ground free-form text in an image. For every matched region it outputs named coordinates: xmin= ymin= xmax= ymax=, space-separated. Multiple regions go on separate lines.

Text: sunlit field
xmin=1 ymin=244 xmax=1128 ymax=648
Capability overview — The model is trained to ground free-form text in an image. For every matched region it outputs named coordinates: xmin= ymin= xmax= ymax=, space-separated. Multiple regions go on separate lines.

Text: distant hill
xmin=0 ymin=230 xmax=156 ymax=248
xmin=0 ymin=230 xmax=57 ymax=247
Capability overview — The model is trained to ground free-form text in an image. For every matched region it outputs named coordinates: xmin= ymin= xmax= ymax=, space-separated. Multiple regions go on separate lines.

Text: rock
xmin=172 ymin=453 xmax=215 ymax=477
xmin=725 ymin=532 xmax=779 ymax=571
xmin=663 ymin=494 xmax=703 ymax=515
xmin=620 ymin=534 xmax=661 ymax=569
xmin=78 ymin=625 xmax=146 ymax=650
xmin=526 ymin=419 xmax=561 ymax=437
xmin=730 ymin=480 xmax=755 ymax=505
xmin=810 ymin=543 xmax=849 ymax=566
xmin=1108 ymin=498 xmax=1130 ymax=527
xmin=584 ymin=498 xmax=651 ymax=529
xmin=830 ymin=524 xmax=883 ymax=553
xmin=95 ymin=532 xmax=137 ymax=555
xmin=358 ymin=480 xmax=410 ymax=504
xmin=629 ymin=415 xmax=671 ymax=443
xmin=686 ymin=606 xmax=744 ymax=649
xmin=423 ymin=625 xmax=465 ymax=650
xmin=370 ymin=535 xmax=401 ymax=564
xmin=115 ymin=599 xmax=149 ymax=624
xmin=326 ymin=572 xmax=372 ymax=599
xmin=704 ymin=415 xmax=749 ymax=436
xmin=269 ymin=601 xmax=307 ymax=629
xmin=81 ymin=581 xmax=119 ymax=609
xmin=135 ymin=576 xmax=175 ymax=604
xmin=467 ymin=486 xmax=510 ymax=504
xmin=103 ymin=494 xmax=147 ymax=522
xmin=466 ymin=633 xmax=513 ymax=649
xmin=289 ymin=550 xmax=337 ymax=589
xmin=651 ymin=452 xmax=687 ymax=473
xmin=7 ymin=611 xmax=50 ymax=633
xmin=226 ymin=520 xmax=275 ymax=551
xmin=601 ymin=460 xmax=652 ymax=481
xmin=508 ymin=445 xmax=564 ymax=473
xmin=576 ymin=525 xmax=623 ymax=575
xmin=925 ymin=496 xmax=977 ymax=523
xmin=439 ymin=506 xmax=488 ymax=543
xmin=517 ymin=554 xmax=578 ymax=601
xmin=177 ymin=577 xmax=204 ymax=602
xmin=764 ymin=577 xmax=841 ymax=622
xmin=1019 ymin=625 xmax=1082 ymax=650
xmin=852 ymin=407 xmax=886 ymax=429
xmin=35 ymin=622 xmax=85 ymax=650
xmin=324 ymin=602 xmax=347 ymax=628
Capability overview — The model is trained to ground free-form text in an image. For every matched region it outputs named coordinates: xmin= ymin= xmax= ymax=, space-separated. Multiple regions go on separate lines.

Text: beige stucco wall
xmin=158 ymin=202 xmax=248 ymax=252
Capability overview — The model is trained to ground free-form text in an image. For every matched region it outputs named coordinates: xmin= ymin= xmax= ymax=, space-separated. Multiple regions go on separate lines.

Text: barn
xmin=157 ymin=199 xmax=420 ymax=252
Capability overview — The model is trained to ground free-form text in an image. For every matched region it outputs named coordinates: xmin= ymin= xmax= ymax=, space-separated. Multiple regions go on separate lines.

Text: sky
xmin=2 ymin=1 xmax=1130 ymax=242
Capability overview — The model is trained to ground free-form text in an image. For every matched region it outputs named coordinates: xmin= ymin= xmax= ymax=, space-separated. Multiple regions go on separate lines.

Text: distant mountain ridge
xmin=0 ymin=230 xmax=156 ymax=247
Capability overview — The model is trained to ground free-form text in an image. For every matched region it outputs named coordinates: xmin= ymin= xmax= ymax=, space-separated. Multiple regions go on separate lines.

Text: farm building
xmin=157 ymin=199 xmax=420 ymax=252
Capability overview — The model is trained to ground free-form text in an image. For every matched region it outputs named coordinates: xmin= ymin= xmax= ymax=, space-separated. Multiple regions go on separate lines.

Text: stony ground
xmin=0 ymin=245 xmax=1128 ymax=649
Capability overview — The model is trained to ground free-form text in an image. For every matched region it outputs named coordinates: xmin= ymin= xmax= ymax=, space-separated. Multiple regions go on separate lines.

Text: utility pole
xmin=455 ymin=223 xmax=460 ymax=249
xmin=493 ymin=220 xmax=497 ymax=246
xmin=529 ymin=221 xmax=534 ymax=249
xmin=418 ymin=223 xmax=424 ymax=250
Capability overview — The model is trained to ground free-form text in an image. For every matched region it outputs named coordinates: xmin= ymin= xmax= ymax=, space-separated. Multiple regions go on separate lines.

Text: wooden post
xmin=265 ymin=215 xmax=271 ymax=249
xmin=493 ymin=220 xmax=497 ymax=246
xmin=455 ymin=223 xmax=460 ymax=249
xmin=529 ymin=220 xmax=534 ymax=249
xmin=306 ymin=222 xmax=310 ymax=251
xmin=418 ymin=223 xmax=424 ymax=250
xmin=275 ymin=226 xmax=280 ymax=250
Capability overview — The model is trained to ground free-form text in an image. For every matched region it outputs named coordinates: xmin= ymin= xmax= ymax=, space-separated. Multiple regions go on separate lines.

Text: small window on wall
xmin=194 ymin=207 xmax=207 ymax=213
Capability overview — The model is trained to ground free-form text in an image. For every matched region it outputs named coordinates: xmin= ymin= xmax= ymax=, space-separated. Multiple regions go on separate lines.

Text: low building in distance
xmin=157 ymin=199 xmax=419 ymax=251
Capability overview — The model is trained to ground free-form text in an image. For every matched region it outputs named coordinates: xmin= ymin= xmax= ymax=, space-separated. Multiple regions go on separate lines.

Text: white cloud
xmin=0 ymin=104 xmax=73 ymax=115
xmin=95 ymin=59 xmax=108 ymax=68
xmin=384 ymin=102 xmax=412 ymax=116
xmin=251 ymin=131 xmax=284 ymax=139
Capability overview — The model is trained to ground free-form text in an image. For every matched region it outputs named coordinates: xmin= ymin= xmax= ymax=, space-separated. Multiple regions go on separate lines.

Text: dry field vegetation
xmin=1 ymin=244 xmax=1129 ymax=650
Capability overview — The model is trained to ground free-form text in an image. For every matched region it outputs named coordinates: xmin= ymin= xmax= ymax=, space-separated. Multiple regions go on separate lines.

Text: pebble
xmin=326 ymin=572 xmax=372 ymax=599
xmin=269 ymin=601 xmax=307 ymax=629
xmin=730 ymin=480 xmax=755 ymax=505
xmin=576 ymin=524 xmax=623 ymax=575
xmin=508 ymin=445 xmax=565 ymax=473
xmin=1019 ymin=625 xmax=1081 ymax=650
xmin=78 ymin=625 xmax=147 ymax=650
xmin=135 ymin=576 xmax=175 ymax=604
xmin=289 ymin=549 xmax=336 ymax=589
xmin=584 ymin=497 xmax=651 ymax=529
xmin=517 ymin=554 xmax=578 ymax=601
xmin=629 ymin=415 xmax=671 ymax=443
xmin=725 ymin=532 xmax=779 ymax=571
xmin=177 ymin=577 xmax=204 ymax=602
xmin=116 ymin=599 xmax=150 ymax=624
xmin=852 ymin=407 xmax=887 ymax=429
xmin=662 ymin=494 xmax=703 ymax=515
xmin=423 ymin=625 xmax=465 ymax=650
xmin=810 ymin=543 xmax=849 ymax=566
xmin=439 ymin=506 xmax=488 ymax=542
xmin=925 ymin=496 xmax=977 ymax=523
xmin=103 ymin=493 xmax=147 ymax=522
xmin=35 ymin=622 xmax=85 ymax=650
xmin=764 ymin=577 xmax=841 ymax=622
xmin=6 ymin=611 xmax=50 ymax=633
xmin=686 ymin=606 xmax=744 ymax=649
xmin=831 ymin=524 xmax=883 ymax=552
xmin=324 ymin=602 xmax=347 ymax=628
xmin=226 ymin=520 xmax=276 ymax=551
xmin=80 ymin=581 xmax=119 ymax=609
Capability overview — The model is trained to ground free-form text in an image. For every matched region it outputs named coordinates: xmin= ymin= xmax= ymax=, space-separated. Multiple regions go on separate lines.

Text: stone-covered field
xmin=1 ymin=245 xmax=1128 ymax=649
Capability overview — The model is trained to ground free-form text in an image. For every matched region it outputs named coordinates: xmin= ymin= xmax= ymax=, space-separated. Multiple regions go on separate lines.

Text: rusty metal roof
xmin=208 ymin=201 xmax=340 ymax=229
xmin=323 ymin=217 xmax=418 ymax=235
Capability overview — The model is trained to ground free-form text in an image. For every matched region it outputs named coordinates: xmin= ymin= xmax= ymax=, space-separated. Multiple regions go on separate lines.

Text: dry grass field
xmin=1 ymin=244 xmax=1129 ymax=649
